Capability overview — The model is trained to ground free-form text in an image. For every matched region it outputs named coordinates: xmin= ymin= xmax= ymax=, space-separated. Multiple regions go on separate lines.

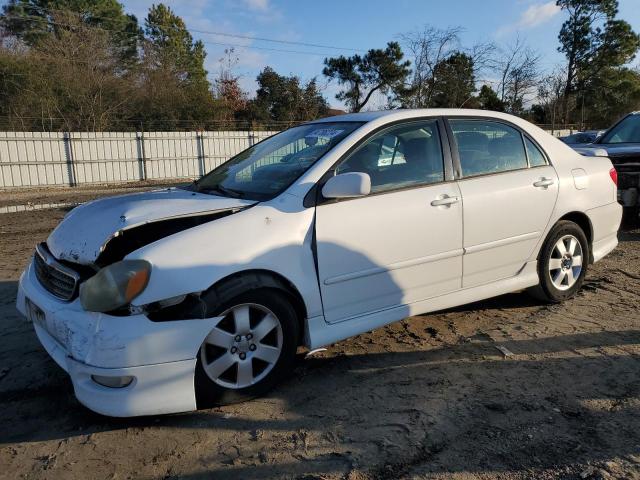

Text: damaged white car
xmin=17 ymin=109 xmax=621 ymax=417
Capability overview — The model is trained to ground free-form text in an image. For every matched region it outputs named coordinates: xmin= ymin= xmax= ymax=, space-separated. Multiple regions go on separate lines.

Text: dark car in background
xmin=560 ymin=130 xmax=605 ymax=146
xmin=573 ymin=112 xmax=640 ymax=216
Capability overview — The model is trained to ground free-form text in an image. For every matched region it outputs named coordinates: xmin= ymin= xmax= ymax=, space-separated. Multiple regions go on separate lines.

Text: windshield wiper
xmin=200 ymin=185 xmax=243 ymax=198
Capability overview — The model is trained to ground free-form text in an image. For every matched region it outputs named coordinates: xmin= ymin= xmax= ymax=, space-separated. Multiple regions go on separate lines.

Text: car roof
xmin=312 ymin=108 xmax=532 ymax=124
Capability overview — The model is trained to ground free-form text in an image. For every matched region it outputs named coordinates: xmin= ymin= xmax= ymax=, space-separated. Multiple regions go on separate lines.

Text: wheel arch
xmin=556 ymin=211 xmax=594 ymax=263
xmin=147 ymin=269 xmax=310 ymax=347
xmin=204 ymin=269 xmax=308 ymax=345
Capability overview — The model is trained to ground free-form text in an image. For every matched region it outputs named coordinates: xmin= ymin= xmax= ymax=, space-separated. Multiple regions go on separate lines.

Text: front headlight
xmin=80 ymin=260 xmax=151 ymax=312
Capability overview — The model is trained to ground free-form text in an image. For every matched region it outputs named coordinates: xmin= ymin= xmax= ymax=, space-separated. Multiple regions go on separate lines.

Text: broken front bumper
xmin=16 ymin=260 xmax=219 ymax=417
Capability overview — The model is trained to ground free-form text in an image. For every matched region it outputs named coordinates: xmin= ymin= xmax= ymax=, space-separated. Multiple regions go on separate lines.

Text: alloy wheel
xmin=548 ymin=234 xmax=583 ymax=291
xmin=200 ymin=303 xmax=283 ymax=389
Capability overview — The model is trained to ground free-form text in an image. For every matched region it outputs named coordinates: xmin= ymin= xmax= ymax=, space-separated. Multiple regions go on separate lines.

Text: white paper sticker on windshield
xmin=307 ymin=128 xmax=344 ymax=139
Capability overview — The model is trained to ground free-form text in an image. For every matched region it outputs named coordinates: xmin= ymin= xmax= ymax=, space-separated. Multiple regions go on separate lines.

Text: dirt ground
xmin=0 ymin=184 xmax=639 ymax=480
xmin=0 ymin=179 xmax=185 ymax=209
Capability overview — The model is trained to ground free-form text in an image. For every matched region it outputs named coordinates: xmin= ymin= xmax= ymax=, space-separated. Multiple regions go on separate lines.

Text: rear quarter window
xmin=525 ymin=137 xmax=548 ymax=167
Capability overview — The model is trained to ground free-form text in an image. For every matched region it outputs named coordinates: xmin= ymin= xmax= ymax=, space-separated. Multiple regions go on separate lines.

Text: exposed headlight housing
xmin=80 ymin=260 xmax=151 ymax=312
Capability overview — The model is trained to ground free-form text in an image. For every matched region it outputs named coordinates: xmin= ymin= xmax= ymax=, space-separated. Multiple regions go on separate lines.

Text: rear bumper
xmin=17 ymin=260 xmax=220 ymax=417
xmin=586 ymin=202 xmax=622 ymax=263
xmin=592 ymin=233 xmax=619 ymax=263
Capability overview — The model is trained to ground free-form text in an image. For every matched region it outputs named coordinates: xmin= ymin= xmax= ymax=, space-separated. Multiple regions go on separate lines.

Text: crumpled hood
xmin=47 ymin=187 xmax=256 ymax=264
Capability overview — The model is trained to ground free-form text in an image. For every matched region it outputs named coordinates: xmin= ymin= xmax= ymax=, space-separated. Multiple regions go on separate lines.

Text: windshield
xmin=600 ymin=114 xmax=640 ymax=144
xmin=194 ymin=122 xmax=363 ymax=200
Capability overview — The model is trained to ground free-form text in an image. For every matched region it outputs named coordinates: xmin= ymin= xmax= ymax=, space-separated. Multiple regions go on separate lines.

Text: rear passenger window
xmin=525 ymin=137 xmax=547 ymax=167
xmin=450 ymin=120 xmax=528 ymax=177
xmin=336 ymin=120 xmax=444 ymax=194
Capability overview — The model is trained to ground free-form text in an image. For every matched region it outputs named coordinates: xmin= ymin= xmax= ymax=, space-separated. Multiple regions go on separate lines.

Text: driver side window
xmin=335 ymin=120 xmax=445 ymax=194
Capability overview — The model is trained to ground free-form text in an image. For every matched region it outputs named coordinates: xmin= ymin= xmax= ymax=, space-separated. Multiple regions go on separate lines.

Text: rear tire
xmin=530 ymin=220 xmax=589 ymax=303
xmin=195 ymin=288 xmax=300 ymax=408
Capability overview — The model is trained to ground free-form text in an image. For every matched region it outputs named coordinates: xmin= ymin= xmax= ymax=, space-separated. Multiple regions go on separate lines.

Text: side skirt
xmin=306 ymin=261 xmax=539 ymax=349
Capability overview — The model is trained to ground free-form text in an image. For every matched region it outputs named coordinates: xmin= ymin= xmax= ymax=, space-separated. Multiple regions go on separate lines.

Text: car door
xmin=447 ymin=118 xmax=559 ymax=288
xmin=314 ymin=119 xmax=463 ymax=324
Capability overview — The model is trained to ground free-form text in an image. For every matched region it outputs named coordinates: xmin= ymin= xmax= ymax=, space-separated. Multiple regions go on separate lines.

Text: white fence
xmin=0 ymin=127 xmax=575 ymax=189
xmin=0 ymin=130 xmax=278 ymax=188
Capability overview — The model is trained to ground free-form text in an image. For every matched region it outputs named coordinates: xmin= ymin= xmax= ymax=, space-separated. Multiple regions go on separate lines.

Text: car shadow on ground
xmin=620 ymin=211 xmax=640 ymax=234
xmin=1 ymin=227 xmax=639 ymax=478
xmin=2 ymin=273 xmax=639 ymax=478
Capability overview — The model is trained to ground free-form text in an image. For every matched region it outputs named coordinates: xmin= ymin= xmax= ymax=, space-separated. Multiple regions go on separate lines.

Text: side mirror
xmin=322 ymin=172 xmax=371 ymax=199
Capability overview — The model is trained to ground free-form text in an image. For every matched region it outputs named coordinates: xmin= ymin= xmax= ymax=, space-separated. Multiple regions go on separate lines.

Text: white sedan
xmin=16 ymin=109 xmax=621 ymax=417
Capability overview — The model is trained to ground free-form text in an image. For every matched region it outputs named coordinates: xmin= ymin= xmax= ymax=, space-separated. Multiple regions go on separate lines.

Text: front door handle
xmin=533 ymin=178 xmax=555 ymax=188
xmin=430 ymin=195 xmax=459 ymax=207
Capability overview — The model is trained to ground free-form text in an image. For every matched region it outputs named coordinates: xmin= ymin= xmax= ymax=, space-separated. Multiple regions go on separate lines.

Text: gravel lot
xmin=0 ymin=185 xmax=639 ymax=480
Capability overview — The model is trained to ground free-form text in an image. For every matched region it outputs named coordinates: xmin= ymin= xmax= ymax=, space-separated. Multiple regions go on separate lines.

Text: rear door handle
xmin=533 ymin=178 xmax=555 ymax=188
xmin=430 ymin=195 xmax=459 ymax=207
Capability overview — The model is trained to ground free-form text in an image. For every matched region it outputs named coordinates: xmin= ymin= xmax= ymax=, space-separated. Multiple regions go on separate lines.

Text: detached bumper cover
xmin=17 ymin=260 xmax=220 ymax=417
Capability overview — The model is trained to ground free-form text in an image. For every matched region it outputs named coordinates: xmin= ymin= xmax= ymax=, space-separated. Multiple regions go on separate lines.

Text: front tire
xmin=195 ymin=289 xmax=300 ymax=407
xmin=531 ymin=220 xmax=589 ymax=303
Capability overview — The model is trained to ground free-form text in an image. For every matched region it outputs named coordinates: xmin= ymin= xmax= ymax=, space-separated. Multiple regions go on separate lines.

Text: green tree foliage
xmin=323 ymin=42 xmax=410 ymax=112
xmin=557 ymin=0 xmax=640 ymax=122
xmin=1 ymin=0 xmax=140 ymax=61
xmin=248 ymin=67 xmax=328 ymax=123
xmin=2 ymin=0 xmax=640 ymax=132
xmin=0 ymin=2 xmax=231 ymax=131
xmin=135 ymin=4 xmax=215 ymax=129
xmin=0 ymin=14 xmax=135 ymax=131
xmin=477 ymin=85 xmax=505 ymax=112
xmin=430 ymin=52 xmax=476 ymax=108
xmin=144 ymin=4 xmax=207 ymax=85
xmin=581 ymin=66 xmax=640 ymax=127
xmin=132 ymin=47 xmax=217 ymax=131
xmin=0 ymin=0 xmax=335 ymax=131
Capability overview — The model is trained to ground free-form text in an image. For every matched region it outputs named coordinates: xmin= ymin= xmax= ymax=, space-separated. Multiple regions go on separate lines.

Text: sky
xmin=121 ymin=0 xmax=640 ymax=109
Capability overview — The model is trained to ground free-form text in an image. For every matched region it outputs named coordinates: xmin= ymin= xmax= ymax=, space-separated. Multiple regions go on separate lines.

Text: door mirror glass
xmin=322 ymin=172 xmax=371 ymax=199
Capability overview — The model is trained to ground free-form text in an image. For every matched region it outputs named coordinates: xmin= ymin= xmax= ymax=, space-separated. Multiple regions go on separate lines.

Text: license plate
xmin=25 ymin=297 xmax=68 ymax=347
xmin=25 ymin=297 xmax=46 ymax=327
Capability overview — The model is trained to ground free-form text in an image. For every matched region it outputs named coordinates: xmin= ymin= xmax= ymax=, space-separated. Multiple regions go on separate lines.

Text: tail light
xmin=609 ymin=167 xmax=618 ymax=186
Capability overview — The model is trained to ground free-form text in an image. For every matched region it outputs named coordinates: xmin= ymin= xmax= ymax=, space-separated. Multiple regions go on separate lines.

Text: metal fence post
xmin=248 ymin=130 xmax=255 ymax=147
xmin=63 ymin=132 xmax=76 ymax=186
xmin=196 ymin=131 xmax=205 ymax=176
xmin=136 ymin=130 xmax=147 ymax=181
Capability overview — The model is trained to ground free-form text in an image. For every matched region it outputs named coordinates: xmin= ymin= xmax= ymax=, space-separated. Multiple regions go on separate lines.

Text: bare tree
xmin=37 ymin=12 xmax=135 ymax=131
xmin=213 ymin=48 xmax=247 ymax=126
xmin=400 ymin=26 xmax=495 ymax=108
xmin=537 ymin=67 xmax=570 ymax=133
xmin=399 ymin=26 xmax=462 ymax=107
xmin=496 ymin=37 xmax=540 ymax=114
xmin=468 ymin=40 xmax=497 ymax=83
